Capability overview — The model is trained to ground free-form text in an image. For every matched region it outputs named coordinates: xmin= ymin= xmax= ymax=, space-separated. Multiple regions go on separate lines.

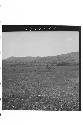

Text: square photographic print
xmin=2 ymin=25 xmax=81 ymax=111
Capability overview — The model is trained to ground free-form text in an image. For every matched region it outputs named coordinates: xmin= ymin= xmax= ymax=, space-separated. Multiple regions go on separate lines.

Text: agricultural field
xmin=2 ymin=52 xmax=80 ymax=111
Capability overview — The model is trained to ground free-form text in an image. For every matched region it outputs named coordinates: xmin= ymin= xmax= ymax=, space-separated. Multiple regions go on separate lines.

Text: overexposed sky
xmin=2 ymin=31 xmax=79 ymax=59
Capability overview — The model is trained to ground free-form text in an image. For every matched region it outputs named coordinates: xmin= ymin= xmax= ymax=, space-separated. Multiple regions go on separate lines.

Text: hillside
xmin=3 ymin=52 xmax=79 ymax=65
xmin=2 ymin=51 xmax=79 ymax=110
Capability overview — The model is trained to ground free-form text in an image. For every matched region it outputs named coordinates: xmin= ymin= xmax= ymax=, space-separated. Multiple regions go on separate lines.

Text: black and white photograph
xmin=2 ymin=25 xmax=81 ymax=111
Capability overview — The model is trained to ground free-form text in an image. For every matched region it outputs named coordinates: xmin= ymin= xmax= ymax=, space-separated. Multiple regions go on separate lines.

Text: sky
xmin=2 ymin=31 xmax=79 ymax=59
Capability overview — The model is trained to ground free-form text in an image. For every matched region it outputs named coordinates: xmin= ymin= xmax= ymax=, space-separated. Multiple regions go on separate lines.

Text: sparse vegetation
xmin=2 ymin=52 xmax=79 ymax=110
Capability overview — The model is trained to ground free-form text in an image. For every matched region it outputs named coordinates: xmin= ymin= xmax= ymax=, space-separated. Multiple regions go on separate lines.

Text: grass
xmin=2 ymin=62 xmax=79 ymax=110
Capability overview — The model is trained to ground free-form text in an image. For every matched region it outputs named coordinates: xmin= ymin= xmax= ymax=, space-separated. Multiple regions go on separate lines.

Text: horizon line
xmin=2 ymin=51 xmax=79 ymax=60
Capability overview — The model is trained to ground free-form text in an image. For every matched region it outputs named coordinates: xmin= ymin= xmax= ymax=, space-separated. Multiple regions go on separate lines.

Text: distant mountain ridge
xmin=3 ymin=52 xmax=79 ymax=65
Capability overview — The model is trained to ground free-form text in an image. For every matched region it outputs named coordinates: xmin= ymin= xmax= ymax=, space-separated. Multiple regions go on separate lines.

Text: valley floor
xmin=2 ymin=64 xmax=79 ymax=111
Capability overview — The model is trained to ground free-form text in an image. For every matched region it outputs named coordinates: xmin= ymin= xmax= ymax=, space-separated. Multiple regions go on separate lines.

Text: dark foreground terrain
xmin=2 ymin=52 xmax=80 ymax=110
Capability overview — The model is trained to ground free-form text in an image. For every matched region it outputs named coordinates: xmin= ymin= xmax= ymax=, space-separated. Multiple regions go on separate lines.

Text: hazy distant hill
xmin=3 ymin=52 xmax=79 ymax=65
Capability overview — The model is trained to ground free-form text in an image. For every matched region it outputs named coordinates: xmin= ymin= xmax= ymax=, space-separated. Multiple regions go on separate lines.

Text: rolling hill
xmin=2 ymin=51 xmax=79 ymax=110
xmin=3 ymin=52 xmax=79 ymax=65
